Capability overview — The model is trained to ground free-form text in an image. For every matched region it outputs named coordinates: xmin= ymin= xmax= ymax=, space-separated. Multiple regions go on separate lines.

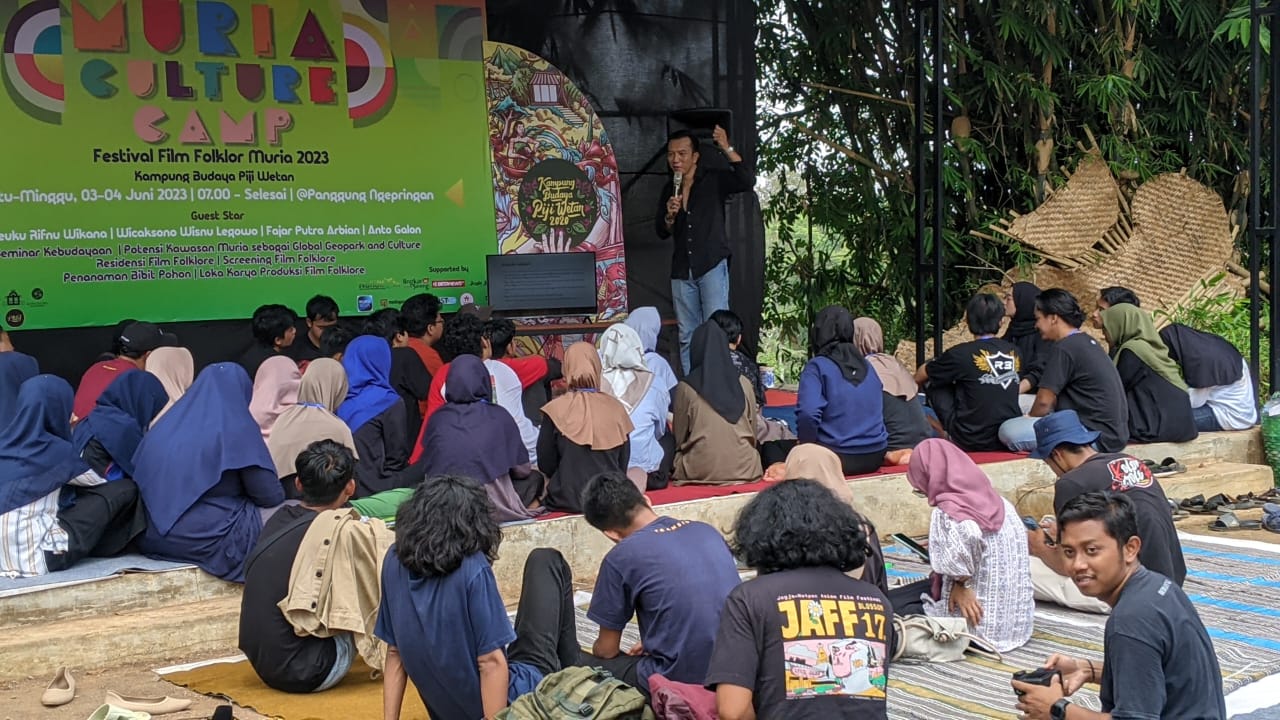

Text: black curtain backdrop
xmin=9 ymin=0 xmax=763 ymax=384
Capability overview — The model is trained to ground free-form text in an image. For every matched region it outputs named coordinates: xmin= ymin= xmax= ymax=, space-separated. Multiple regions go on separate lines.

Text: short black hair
xmin=487 ymin=318 xmax=517 ymax=359
xmin=1034 ymin=288 xmax=1085 ymax=329
xmin=439 ymin=313 xmax=485 ymax=362
xmin=709 ymin=309 xmax=743 ymax=343
xmin=1057 ymin=491 xmax=1139 ymax=548
xmin=400 ymin=293 xmax=442 ymax=337
xmin=667 ymin=129 xmax=701 ymax=154
xmin=581 ymin=472 xmax=646 ymax=532
xmin=965 ymin=293 xmax=1006 ymax=335
xmin=251 ymin=304 xmax=298 ymax=346
xmin=295 ymin=440 xmax=355 ymax=505
xmin=394 ymin=475 xmax=501 ymax=578
xmin=1099 ymin=286 xmax=1140 ymax=308
xmin=732 ymin=479 xmax=869 ymax=574
xmin=319 ymin=324 xmax=354 ymax=357
xmin=305 ymin=295 xmax=339 ymax=322
xmin=361 ymin=308 xmax=403 ymax=344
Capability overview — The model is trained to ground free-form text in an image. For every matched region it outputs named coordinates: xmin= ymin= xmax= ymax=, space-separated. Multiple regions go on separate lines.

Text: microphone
xmin=673 ymin=171 xmax=683 ymax=198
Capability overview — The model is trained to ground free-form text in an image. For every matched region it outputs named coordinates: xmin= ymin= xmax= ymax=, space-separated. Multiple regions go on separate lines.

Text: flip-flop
xmin=1209 ymin=512 xmax=1262 ymax=532
xmin=1233 ymin=495 xmax=1269 ymax=511
xmin=1203 ymin=493 xmax=1237 ymax=514
xmin=1152 ymin=457 xmax=1187 ymax=478
xmin=1179 ymin=494 xmax=1207 ymax=513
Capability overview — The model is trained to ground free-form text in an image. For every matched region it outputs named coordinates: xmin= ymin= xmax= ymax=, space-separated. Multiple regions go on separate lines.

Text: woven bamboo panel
xmin=1005 ymin=155 xmax=1120 ymax=260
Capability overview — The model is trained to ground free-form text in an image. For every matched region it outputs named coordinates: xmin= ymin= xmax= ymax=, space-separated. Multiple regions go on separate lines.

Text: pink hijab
xmin=906 ymin=438 xmax=1006 ymax=533
xmin=249 ymin=356 xmax=301 ymax=439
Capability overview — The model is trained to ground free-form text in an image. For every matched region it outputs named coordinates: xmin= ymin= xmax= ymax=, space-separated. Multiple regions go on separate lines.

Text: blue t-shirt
xmin=375 ymin=550 xmax=542 ymax=719
xmin=588 ymin=516 xmax=741 ymax=693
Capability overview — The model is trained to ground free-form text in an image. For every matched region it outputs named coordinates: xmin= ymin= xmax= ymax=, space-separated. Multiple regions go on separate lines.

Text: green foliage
xmin=1156 ymin=274 xmax=1271 ymax=396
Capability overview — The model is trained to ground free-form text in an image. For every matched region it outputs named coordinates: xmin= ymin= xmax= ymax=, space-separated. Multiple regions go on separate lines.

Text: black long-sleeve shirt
xmin=655 ymin=160 xmax=753 ymax=280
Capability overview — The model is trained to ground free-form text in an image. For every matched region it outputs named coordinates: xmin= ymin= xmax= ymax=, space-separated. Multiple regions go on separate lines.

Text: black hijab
xmin=811 ymin=306 xmax=868 ymax=385
xmin=1159 ymin=324 xmax=1244 ymax=388
xmin=1003 ymin=282 xmax=1040 ymax=340
xmin=686 ymin=321 xmax=747 ymax=424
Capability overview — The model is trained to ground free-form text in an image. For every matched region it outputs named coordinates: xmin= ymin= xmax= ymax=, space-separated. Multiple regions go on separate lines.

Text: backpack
xmin=497 ymin=666 xmax=656 ymax=720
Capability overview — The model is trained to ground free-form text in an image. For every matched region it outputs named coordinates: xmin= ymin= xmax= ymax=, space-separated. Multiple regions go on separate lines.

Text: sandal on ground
xmin=1152 ymin=457 xmax=1187 ymax=477
xmin=1209 ymin=512 xmax=1262 ymax=532
xmin=1232 ymin=493 xmax=1270 ymax=510
xmin=1203 ymin=493 xmax=1237 ymax=514
xmin=1179 ymin=494 xmax=1207 ymax=513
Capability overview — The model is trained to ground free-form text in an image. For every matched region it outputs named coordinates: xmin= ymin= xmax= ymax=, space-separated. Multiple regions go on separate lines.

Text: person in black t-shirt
xmin=287 ymin=295 xmax=339 ymax=363
xmin=707 ymin=480 xmax=891 ymax=720
xmin=1013 ymin=492 xmax=1224 ymax=720
xmin=917 ymin=293 xmax=1023 ymax=451
xmin=239 ymin=440 xmax=358 ymax=693
xmin=238 ymin=304 xmax=299 ymax=380
xmin=998 ymin=289 xmax=1128 ymax=453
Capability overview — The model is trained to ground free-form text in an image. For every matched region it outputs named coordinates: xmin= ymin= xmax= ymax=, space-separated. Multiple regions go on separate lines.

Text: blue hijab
xmin=419 ymin=355 xmax=528 ymax=483
xmin=0 ymin=375 xmax=90 ymax=515
xmin=338 ymin=336 xmax=402 ymax=432
xmin=0 ymin=352 xmax=40 ymax=420
xmin=131 ymin=363 xmax=277 ymax=535
xmin=72 ymin=371 xmax=168 ymax=478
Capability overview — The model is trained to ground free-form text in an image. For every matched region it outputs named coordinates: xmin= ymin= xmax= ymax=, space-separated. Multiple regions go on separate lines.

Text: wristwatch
xmin=1050 ymin=698 xmax=1072 ymax=720
xmin=724 ymin=145 xmax=736 ymax=154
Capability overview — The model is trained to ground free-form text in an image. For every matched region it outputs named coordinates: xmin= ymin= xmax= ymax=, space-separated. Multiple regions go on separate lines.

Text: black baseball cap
xmin=118 ymin=322 xmax=179 ymax=354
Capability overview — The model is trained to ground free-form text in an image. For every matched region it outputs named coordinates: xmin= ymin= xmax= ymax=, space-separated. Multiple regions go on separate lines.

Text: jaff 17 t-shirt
xmin=1038 ymin=332 xmax=1129 ymax=452
xmin=925 ymin=338 xmax=1023 ymax=450
xmin=706 ymin=566 xmax=892 ymax=720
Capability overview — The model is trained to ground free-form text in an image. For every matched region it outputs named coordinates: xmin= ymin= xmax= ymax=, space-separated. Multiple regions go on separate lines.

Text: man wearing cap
xmin=73 ymin=322 xmax=179 ymax=423
xmin=1026 ymin=410 xmax=1185 ymax=611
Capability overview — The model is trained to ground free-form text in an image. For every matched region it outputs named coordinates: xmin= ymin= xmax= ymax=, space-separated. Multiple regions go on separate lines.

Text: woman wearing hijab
xmin=797 ymin=306 xmax=889 ymax=475
xmin=624 ymin=307 xmax=679 ymax=393
xmin=672 ymin=321 xmax=762 ymax=485
xmin=854 ymin=317 xmax=930 ymax=464
xmin=0 ymin=376 xmax=145 ymax=577
xmin=72 ymin=371 xmax=168 ymax=480
xmin=1003 ymin=281 xmax=1051 ymax=401
xmin=1100 ymin=304 xmax=1197 ymax=444
xmin=781 ymin=444 xmax=888 ymax=594
xmin=890 ymin=439 xmax=1033 ymax=652
xmin=0 ymin=351 xmax=40 ymax=419
xmin=250 ymin=356 xmax=302 ymax=440
xmin=267 ymin=358 xmax=358 ymax=493
xmin=144 ymin=346 xmax=194 ymax=426
xmin=419 ymin=355 xmax=543 ymax=522
xmin=598 ymin=324 xmax=674 ymax=490
xmin=1160 ymin=323 xmax=1258 ymax=431
xmin=132 ymin=363 xmax=285 ymax=582
xmin=339 ymin=336 xmax=411 ymax=497
xmin=539 ymin=342 xmax=633 ymax=512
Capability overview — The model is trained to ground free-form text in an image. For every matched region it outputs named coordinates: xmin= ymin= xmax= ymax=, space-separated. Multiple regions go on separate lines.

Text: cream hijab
xmin=267 ymin=359 xmax=358 ymax=478
xmin=145 ymin=346 xmax=194 ymax=427
xmin=783 ymin=444 xmax=868 ymax=579
xmin=597 ymin=324 xmax=657 ymax=413
xmin=250 ymin=356 xmax=302 ymax=439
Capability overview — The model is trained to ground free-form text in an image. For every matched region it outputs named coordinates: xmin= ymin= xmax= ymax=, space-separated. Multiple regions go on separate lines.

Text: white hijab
xmin=597 ymin=324 xmax=656 ymax=413
xmin=625 ymin=307 xmax=662 ymax=353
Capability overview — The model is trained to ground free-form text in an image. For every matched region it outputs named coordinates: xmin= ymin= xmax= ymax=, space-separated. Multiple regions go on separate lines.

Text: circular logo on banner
xmin=517 ymin=159 xmax=599 ymax=248
xmin=5 ymin=309 xmax=25 ymax=328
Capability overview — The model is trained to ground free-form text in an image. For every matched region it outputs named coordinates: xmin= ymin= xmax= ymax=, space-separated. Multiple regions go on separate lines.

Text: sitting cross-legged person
xmin=1100 ymin=303 xmax=1198 ymax=444
xmin=854 ymin=316 xmax=930 ymax=463
xmin=339 ymin=336 xmax=412 ymax=497
xmin=672 ymin=321 xmax=763 ymax=484
xmin=72 ymin=371 xmax=169 ymax=480
xmin=597 ymin=325 xmax=675 ymax=491
xmin=1161 ymin=322 xmax=1257 ymax=432
xmin=580 ymin=472 xmax=740 ymax=696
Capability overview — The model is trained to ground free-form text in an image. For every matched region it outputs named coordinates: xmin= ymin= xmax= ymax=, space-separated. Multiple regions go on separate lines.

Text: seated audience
xmin=854 ymin=316 xmax=929 ymax=462
xmin=419 ymin=355 xmax=543 ymax=523
xmin=0 ymin=375 xmax=145 ymax=577
xmin=0 ymin=328 xmax=11 ymax=352
xmin=238 ymin=304 xmax=299 ymax=379
xmin=339 ymin=336 xmax=411 ymax=497
xmin=267 ymin=359 xmax=357 ymax=495
xmin=287 ymin=295 xmax=339 ymax=363
xmin=250 ymin=356 xmax=303 ymax=440
xmin=1100 ymin=303 xmax=1197 ymax=443
xmin=891 ymin=439 xmax=1033 ymax=653
xmin=144 ymin=346 xmax=194 ymax=426
xmin=797 ymin=306 xmax=889 ymax=474
xmin=240 ymin=440 xmax=359 ymax=693
xmin=1013 ymin=492 xmax=1225 ymax=720
xmin=711 ymin=310 xmax=765 ymax=406
xmin=598 ymin=324 xmax=674 ymax=490
xmin=1004 ymin=282 xmax=1051 ymax=397
xmin=673 ymin=322 xmax=762 ymax=484
xmin=999 ymin=289 xmax=1128 ymax=453
xmin=400 ymin=292 xmax=446 ymax=377
xmin=74 ymin=321 xmax=176 ymax=423
xmin=317 ymin=324 xmax=354 ymax=364
xmin=488 ymin=318 xmax=558 ymax=426
xmin=1089 ymin=285 xmax=1141 ymax=329
xmin=377 ymin=477 xmax=581 ymax=719
xmin=626 ymin=306 xmax=679 ymax=393
xmin=0 ymin=351 xmax=40 ymax=417
xmin=580 ymin=472 xmax=740 ymax=695
xmin=72 ymin=371 xmax=169 ymax=480
xmin=362 ymin=309 xmax=433 ymax=445
xmin=916 ymin=293 xmax=1022 ymax=451
xmin=133 ymin=363 xmax=285 ymax=581
xmin=540 ymin=342 xmax=632 ymax=511
xmin=1162 ymin=322 xmax=1258 ymax=431
xmin=781 ymin=444 xmax=888 ymax=594
xmin=715 ymin=310 xmax=797 ymax=465
xmin=1030 ymin=411 xmax=1185 ymax=589
xmin=706 ymin=479 xmax=892 ymax=720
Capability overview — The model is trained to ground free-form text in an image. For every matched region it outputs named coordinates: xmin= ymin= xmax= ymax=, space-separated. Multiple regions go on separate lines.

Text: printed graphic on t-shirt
xmin=973 ymin=350 xmax=1020 ymax=389
xmin=1106 ymin=457 xmax=1154 ymax=491
xmin=778 ymin=594 xmax=889 ymax=701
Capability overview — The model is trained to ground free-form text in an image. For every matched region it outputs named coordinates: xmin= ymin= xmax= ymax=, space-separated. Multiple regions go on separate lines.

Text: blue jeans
xmin=1192 ymin=404 xmax=1223 ymax=432
xmin=998 ymin=415 xmax=1040 ymax=453
xmin=313 ymin=632 xmax=355 ymax=692
xmin=672 ymin=258 xmax=730 ymax=374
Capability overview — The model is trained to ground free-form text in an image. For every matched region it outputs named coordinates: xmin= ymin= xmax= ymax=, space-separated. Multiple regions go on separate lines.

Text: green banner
xmin=0 ymin=0 xmax=494 ymax=330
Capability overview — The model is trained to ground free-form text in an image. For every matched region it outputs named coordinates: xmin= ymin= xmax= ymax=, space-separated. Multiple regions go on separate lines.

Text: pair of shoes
xmin=86 ymin=705 xmax=150 ymax=720
xmin=105 ymin=691 xmax=192 ymax=715
xmin=41 ymin=666 xmax=75 ymax=706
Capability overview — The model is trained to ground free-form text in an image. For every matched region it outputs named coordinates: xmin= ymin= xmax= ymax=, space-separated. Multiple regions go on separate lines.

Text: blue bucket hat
xmin=1030 ymin=410 xmax=1101 ymax=459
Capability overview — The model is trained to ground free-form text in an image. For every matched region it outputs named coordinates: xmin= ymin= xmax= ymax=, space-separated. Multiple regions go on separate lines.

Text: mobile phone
xmin=1022 ymin=515 xmax=1041 ymax=531
xmin=1012 ymin=668 xmax=1061 ymax=695
xmin=890 ymin=532 xmax=930 ymax=563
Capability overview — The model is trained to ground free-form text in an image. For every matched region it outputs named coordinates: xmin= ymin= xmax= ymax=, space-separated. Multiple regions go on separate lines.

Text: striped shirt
xmin=0 ymin=469 xmax=107 ymax=578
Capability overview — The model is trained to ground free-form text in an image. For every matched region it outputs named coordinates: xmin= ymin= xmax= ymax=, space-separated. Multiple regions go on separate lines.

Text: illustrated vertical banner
xmin=0 ymin=0 xmax=495 ymax=330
